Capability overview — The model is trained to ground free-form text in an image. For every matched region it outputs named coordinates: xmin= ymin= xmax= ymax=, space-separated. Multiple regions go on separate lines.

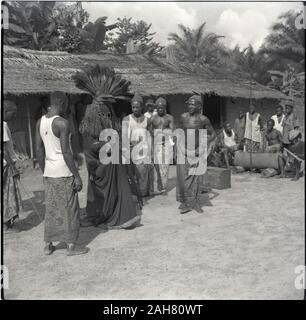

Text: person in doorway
xmin=36 ymin=91 xmax=88 ymax=256
xmin=244 ymin=103 xmax=264 ymax=153
xmin=35 ymin=96 xmax=50 ymax=121
xmin=271 ymin=105 xmax=285 ymax=134
xmin=144 ymin=99 xmax=157 ymax=119
xmin=234 ymin=110 xmax=246 ymax=144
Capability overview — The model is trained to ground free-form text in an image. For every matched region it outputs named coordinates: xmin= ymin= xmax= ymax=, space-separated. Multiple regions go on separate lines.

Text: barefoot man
xmin=36 ymin=91 xmax=88 ymax=256
xmin=176 ymin=95 xmax=216 ymax=214
xmin=149 ymin=97 xmax=174 ymax=194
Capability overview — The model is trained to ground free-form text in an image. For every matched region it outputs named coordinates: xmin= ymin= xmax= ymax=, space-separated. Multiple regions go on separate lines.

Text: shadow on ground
xmin=17 ymin=191 xmax=45 ymax=231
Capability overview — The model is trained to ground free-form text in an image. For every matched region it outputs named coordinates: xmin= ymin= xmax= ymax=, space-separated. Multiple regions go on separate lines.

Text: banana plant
xmin=3 ymin=1 xmax=58 ymax=50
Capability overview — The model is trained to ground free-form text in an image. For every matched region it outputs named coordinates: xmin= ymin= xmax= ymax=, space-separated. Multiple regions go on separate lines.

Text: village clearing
xmin=3 ymin=162 xmax=304 ymax=300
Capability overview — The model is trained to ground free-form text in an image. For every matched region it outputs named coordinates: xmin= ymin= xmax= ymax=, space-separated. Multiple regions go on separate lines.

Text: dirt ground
xmin=2 ymin=161 xmax=305 ymax=300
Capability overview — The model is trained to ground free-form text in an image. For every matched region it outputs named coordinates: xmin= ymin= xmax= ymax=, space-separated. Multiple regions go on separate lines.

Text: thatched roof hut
xmin=3 ymin=46 xmax=289 ymax=163
xmin=3 ymin=45 xmax=285 ymax=100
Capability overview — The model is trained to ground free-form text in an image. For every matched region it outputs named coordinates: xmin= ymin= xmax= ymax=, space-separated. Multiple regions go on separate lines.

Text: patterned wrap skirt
xmin=44 ymin=176 xmax=80 ymax=243
xmin=3 ymin=164 xmax=22 ymax=224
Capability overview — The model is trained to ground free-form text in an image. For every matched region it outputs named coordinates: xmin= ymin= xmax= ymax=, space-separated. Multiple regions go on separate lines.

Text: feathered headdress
xmin=73 ymin=64 xmax=132 ymax=137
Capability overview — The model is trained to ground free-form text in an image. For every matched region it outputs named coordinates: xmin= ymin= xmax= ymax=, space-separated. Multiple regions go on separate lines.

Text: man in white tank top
xmin=271 ymin=105 xmax=285 ymax=134
xmin=218 ymin=122 xmax=239 ymax=168
xmin=36 ymin=91 xmax=88 ymax=256
xmin=122 ymin=93 xmax=154 ymax=198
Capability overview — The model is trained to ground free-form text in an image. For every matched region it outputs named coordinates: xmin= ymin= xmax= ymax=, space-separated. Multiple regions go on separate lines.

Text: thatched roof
xmin=3 ymin=45 xmax=285 ymax=100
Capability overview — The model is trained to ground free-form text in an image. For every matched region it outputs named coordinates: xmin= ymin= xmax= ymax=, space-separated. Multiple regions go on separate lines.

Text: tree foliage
xmin=107 ymin=17 xmax=163 ymax=54
xmin=3 ymin=1 xmax=90 ymax=52
xmin=268 ymin=67 xmax=305 ymax=98
xmin=262 ymin=10 xmax=305 ymax=67
xmin=82 ymin=17 xmax=118 ymax=52
xmin=53 ymin=2 xmax=89 ymax=52
xmin=168 ymin=22 xmax=229 ymax=65
xmin=3 ymin=1 xmax=59 ymax=50
xmin=229 ymin=45 xmax=278 ymax=85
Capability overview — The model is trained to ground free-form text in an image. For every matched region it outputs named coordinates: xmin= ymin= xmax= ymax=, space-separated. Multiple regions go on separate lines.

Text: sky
xmin=83 ymin=1 xmax=303 ymax=50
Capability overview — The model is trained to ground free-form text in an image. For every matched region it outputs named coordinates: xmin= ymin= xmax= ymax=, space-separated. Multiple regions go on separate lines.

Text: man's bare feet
xmin=276 ymin=174 xmax=286 ymax=179
xmin=80 ymin=219 xmax=95 ymax=227
xmin=291 ymin=176 xmax=299 ymax=181
xmin=44 ymin=243 xmax=56 ymax=255
xmin=194 ymin=203 xmax=204 ymax=213
xmin=4 ymin=227 xmax=19 ymax=234
xmin=4 ymin=222 xmax=19 ymax=234
xmin=180 ymin=206 xmax=191 ymax=214
xmin=66 ymin=244 xmax=89 ymax=256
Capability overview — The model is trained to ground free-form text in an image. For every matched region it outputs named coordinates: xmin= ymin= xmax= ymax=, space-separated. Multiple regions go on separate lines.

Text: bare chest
xmin=182 ymin=115 xmax=205 ymax=129
xmin=152 ymin=115 xmax=171 ymax=129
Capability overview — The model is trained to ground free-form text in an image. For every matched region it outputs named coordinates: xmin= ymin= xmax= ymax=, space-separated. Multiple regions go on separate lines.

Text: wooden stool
xmin=207 ymin=166 xmax=231 ymax=189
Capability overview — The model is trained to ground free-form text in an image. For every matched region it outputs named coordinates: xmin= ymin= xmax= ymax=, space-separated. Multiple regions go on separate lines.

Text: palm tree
xmin=168 ymin=22 xmax=228 ymax=65
xmin=232 ymin=44 xmax=276 ymax=85
xmin=262 ymin=10 xmax=305 ymax=66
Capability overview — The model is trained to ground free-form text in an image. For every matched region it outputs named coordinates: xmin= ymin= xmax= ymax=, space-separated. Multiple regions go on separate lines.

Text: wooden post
xmin=219 ymin=97 xmax=224 ymax=127
xmin=27 ymin=104 xmax=34 ymax=164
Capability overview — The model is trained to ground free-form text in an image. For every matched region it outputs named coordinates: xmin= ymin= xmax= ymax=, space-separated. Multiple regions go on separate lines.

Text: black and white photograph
xmin=1 ymin=0 xmax=305 ymax=302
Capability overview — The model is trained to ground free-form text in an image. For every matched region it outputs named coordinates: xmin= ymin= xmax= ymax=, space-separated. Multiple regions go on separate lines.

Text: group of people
xmin=215 ymin=100 xmax=304 ymax=181
xmin=2 ymin=93 xmax=304 ymax=257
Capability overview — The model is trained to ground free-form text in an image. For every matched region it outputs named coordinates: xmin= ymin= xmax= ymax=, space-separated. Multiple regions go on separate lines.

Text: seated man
xmin=218 ymin=122 xmax=239 ymax=168
xmin=278 ymin=130 xmax=305 ymax=181
xmin=263 ymin=119 xmax=283 ymax=153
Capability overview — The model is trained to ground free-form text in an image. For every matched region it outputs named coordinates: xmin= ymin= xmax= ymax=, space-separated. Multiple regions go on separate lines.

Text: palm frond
xmin=194 ymin=22 xmax=206 ymax=46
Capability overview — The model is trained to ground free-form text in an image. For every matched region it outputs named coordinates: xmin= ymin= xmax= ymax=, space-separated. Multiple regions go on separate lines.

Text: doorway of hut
xmin=113 ymin=99 xmax=132 ymax=122
xmin=203 ymin=94 xmax=224 ymax=131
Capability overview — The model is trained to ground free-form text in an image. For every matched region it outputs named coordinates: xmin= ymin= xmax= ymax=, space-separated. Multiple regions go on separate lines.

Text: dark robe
xmin=84 ymin=140 xmax=140 ymax=228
